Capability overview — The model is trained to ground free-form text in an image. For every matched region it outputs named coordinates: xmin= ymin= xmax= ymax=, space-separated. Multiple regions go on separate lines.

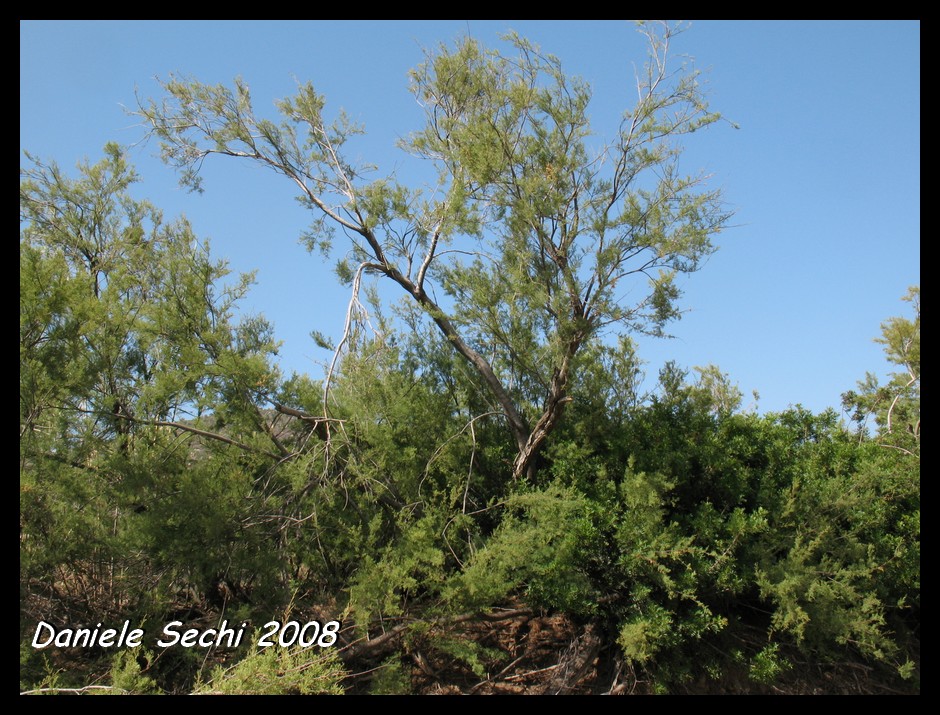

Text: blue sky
xmin=21 ymin=20 xmax=920 ymax=416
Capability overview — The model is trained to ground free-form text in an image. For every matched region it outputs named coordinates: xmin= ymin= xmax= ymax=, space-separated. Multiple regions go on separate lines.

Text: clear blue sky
xmin=21 ymin=20 xmax=920 ymax=416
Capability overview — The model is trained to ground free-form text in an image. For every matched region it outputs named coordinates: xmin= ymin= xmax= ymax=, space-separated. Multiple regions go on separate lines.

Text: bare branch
xmin=109 ymin=411 xmax=280 ymax=460
xmin=415 ymin=216 xmax=444 ymax=297
xmin=323 ymin=261 xmax=378 ymax=415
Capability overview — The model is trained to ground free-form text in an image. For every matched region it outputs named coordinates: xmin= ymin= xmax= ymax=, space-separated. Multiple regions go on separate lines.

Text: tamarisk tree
xmin=137 ymin=21 xmax=731 ymax=480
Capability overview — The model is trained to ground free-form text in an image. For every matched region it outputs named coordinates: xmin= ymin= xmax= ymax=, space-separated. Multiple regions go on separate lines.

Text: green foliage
xmin=350 ymin=512 xmax=449 ymax=625
xmin=109 ymin=651 xmax=159 ymax=694
xmin=430 ymin=636 xmax=504 ymax=679
xmin=897 ymin=658 xmax=916 ymax=681
xmin=617 ymin=606 xmax=674 ymax=666
xmin=750 ymin=414 xmax=919 ymax=662
xmin=368 ymin=657 xmax=412 ymax=695
xmin=445 ymin=482 xmax=600 ymax=615
xmin=748 ymin=644 xmax=791 ymax=685
xmin=195 ymin=646 xmax=346 ymax=695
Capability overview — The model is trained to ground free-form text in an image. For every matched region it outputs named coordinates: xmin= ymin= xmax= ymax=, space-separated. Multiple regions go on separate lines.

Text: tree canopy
xmin=135 ymin=21 xmax=730 ymax=480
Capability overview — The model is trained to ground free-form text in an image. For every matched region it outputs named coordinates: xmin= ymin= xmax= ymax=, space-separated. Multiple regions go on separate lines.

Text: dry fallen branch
xmin=339 ymin=607 xmax=533 ymax=663
xmin=21 ymin=685 xmax=122 ymax=695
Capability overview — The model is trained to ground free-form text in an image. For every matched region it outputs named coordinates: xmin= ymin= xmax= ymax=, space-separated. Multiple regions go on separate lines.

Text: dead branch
xmin=21 ymin=685 xmax=121 ymax=695
xmin=339 ymin=608 xmax=533 ymax=663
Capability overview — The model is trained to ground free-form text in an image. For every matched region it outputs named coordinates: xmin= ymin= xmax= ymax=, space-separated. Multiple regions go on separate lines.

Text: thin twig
xmin=504 ymin=663 xmax=561 ymax=682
